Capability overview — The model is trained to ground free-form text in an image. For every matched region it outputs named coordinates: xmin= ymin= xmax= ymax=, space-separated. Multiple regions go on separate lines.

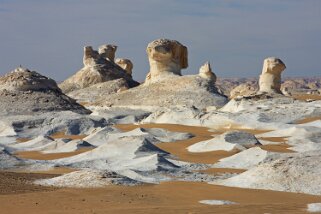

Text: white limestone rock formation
xmin=95 ymin=39 xmax=227 ymax=109
xmin=213 ymin=147 xmax=280 ymax=169
xmin=259 ymin=57 xmax=286 ymax=94
xmin=198 ymin=62 xmax=216 ymax=82
xmin=0 ymin=67 xmax=90 ymax=115
xmin=115 ymin=58 xmax=133 ymax=76
xmin=145 ymin=38 xmax=188 ymax=84
xmin=188 ymin=131 xmax=261 ymax=152
xmin=59 ymin=45 xmax=139 ymax=93
xmin=214 ymin=151 xmax=321 ymax=195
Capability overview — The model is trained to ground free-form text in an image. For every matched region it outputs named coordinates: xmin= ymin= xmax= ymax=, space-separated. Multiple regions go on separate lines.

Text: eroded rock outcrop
xmin=198 ymin=62 xmax=216 ymax=82
xmin=59 ymin=45 xmax=138 ymax=93
xmin=115 ymin=58 xmax=133 ymax=76
xmin=145 ymin=39 xmax=188 ymax=84
xmin=94 ymin=38 xmax=227 ymax=109
xmin=259 ymin=57 xmax=286 ymax=94
xmin=0 ymin=67 xmax=90 ymax=115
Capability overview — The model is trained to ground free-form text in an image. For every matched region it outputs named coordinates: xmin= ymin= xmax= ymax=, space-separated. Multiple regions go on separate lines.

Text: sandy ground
xmin=1 ymin=123 xmax=316 ymax=214
xmin=295 ymin=116 xmax=321 ymax=124
xmin=293 ymin=94 xmax=321 ymax=101
xmin=15 ymin=148 xmax=92 ymax=160
xmin=0 ymin=180 xmax=320 ymax=214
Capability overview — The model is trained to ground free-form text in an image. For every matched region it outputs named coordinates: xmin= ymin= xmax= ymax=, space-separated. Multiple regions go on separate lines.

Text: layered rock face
xmin=145 ymin=39 xmax=188 ymax=84
xmin=115 ymin=58 xmax=133 ymax=76
xmin=0 ymin=67 xmax=90 ymax=115
xmin=59 ymin=45 xmax=138 ymax=93
xmin=259 ymin=57 xmax=286 ymax=94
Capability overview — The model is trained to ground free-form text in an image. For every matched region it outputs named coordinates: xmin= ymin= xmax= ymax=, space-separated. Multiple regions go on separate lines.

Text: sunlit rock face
xmin=59 ymin=45 xmax=139 ymax=93
xmin=145 ymin=39 xmax=188 ymax=84
xmin=259 ymin=57 xmax=286 ymax=94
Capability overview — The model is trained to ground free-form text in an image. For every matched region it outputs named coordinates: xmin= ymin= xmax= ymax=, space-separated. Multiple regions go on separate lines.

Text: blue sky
xmin=0 ymin=0 xmax=320 ymax=81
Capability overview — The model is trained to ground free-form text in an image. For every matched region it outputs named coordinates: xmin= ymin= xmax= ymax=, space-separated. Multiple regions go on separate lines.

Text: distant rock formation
xmin=145 ymin=39 xmax=188 ymax=84
xmin=115 ymin=58 xmax=133 ymax=76
xmin=198 ymin=62 xmax=216 ymax=82
xmin=0 ymin=67 xmax=90 ymax=115
xmin=229 ymin=83 xmax=258 ymax=98
xmin=259 ymin=57 xmax=286 ymax=94
xmin=59 ymin=45 xmax=139 ymax=93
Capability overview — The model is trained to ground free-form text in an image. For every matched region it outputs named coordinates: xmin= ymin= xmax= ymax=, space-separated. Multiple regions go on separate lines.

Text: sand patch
xmin=15 ymin=148 xmax=91 ymax=160
xmin=16 ymin=138 xmax=32 ymax=143
xmin=293 ymin=94 xmax=321 ymax=101
xmin=50 ymin=131 xmax=87 ymax=140
xmin=0 ymin=181 xmax=320 ymax=213
xmin=295 ymin=116 xmax=321 ymax=124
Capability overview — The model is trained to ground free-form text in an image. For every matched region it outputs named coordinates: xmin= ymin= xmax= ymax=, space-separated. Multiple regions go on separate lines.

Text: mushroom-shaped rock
xmin=98 ymin=44 xmax=117 ymax=62
xmin=145 ymin=38 xmax=188 ymax=84
xmin=59 ymin=45 xmax=139 ymax=93
xmin=199 ymin=62 xmax=216 ymax=82
xmin=259 ymin=57 xmax=286 ymax=94
xmin=115 ymin=58 xmax=133 ymax=76
xmin=0 ymin=67 xmax=90 ymax=115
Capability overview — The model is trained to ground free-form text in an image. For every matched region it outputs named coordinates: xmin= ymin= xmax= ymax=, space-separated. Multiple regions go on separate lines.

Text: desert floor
xmin=1 ymin=123 xmax=320 ymax=214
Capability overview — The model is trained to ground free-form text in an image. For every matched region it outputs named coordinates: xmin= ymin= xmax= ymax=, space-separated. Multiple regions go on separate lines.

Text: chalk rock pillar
xmin=259 ymin=57 xmax=286 ymax=94
xmin=199 ymin=62 xmax=216 ymax=82
xmin=145 ymin=39 xmax=188 ymax=83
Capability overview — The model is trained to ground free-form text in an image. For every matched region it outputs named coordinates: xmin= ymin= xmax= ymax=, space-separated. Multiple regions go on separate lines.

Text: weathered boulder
xmin=115 ymin=58 xmax=133 ymax=76
xmin=145 ymin=39 xmax=188 ymax=84
xmin=59 ymin=45 xmax=139 ymax=93
xmin=259 ymin=57 xmax=286 ymax=94
xmin=0 ymin=67 xmax=90 ymax=115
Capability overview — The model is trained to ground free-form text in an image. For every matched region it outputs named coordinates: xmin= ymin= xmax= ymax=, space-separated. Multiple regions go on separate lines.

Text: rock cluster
xmin=59 ymin=44 xmax=138 ymax=93
xmin=96 ymin=38 xmax=227 ymax=109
